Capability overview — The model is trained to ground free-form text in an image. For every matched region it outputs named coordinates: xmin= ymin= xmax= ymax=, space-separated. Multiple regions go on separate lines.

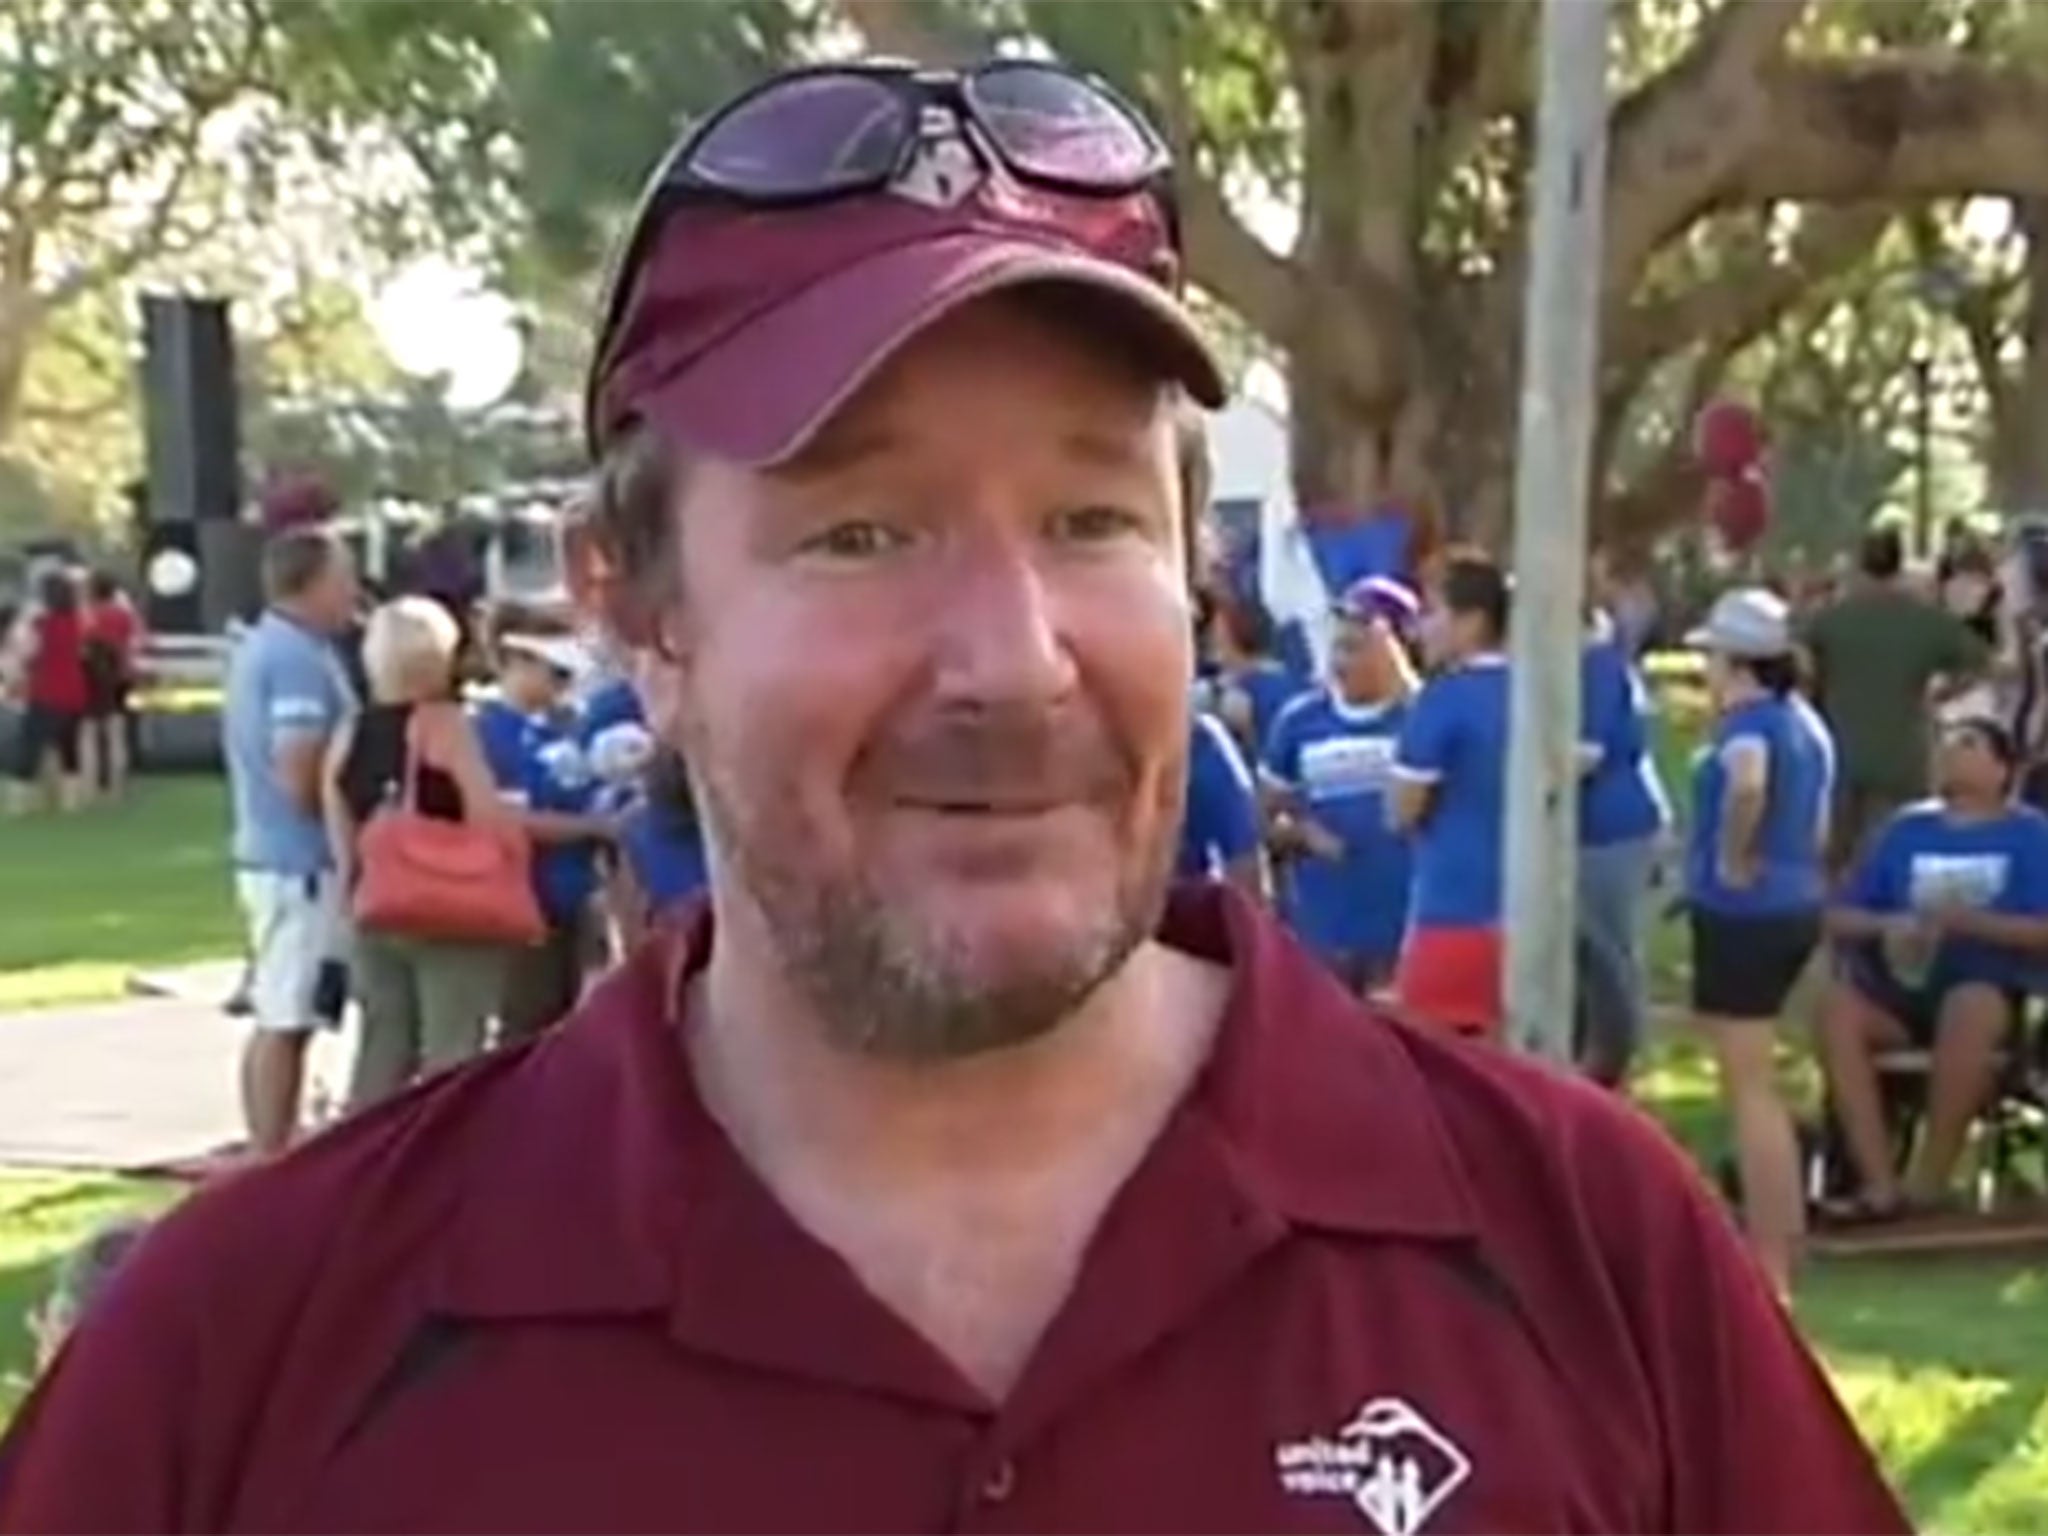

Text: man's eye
xmin=1050 ymin=505 xmax=1145 ymax=543
xmin=803 ymin=522 xmax=909 ymax=560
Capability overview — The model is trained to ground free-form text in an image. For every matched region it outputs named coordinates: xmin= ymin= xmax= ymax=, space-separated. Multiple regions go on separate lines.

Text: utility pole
xmin=1504 ymin=0 xmax=1610 ymax=1064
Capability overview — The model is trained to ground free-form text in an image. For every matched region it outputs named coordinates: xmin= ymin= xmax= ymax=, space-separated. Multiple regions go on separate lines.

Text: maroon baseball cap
xmin=589 ymin=161 xmax=1228 ymax=465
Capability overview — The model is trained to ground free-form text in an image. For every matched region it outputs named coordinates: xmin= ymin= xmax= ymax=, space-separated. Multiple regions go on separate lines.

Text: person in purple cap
xmin=0 ymin=59 xmax=1902 ymax=1533
xmin=1262 ymin=575 xmax=1418 ymax=993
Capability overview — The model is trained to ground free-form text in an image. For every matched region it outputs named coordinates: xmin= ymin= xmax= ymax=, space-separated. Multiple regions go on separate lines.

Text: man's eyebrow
xmin=1057 ymin=425 xmax=1159 ymax=471
xmin=776 ymin=424 xmax=902 ymax=482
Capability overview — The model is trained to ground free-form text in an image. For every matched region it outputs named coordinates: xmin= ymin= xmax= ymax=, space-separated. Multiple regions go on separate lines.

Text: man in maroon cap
xmin=0 ymin=60 xmax=1905 ymax=1534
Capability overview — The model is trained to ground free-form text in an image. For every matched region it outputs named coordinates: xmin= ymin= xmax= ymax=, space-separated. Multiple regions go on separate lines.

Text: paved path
xmin=0 ymin=965 xmax=352 ymax=1173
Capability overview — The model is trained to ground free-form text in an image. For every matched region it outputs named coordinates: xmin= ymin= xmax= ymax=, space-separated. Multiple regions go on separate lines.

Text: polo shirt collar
xmin=1167 ymin=884 xmax=1478 ymax=1239
xmin=431 ymin=886 xmax=1478 ymax=1333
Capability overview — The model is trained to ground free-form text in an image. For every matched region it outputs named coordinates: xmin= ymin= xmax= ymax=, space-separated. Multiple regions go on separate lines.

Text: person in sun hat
xmin=1683 ymin=584 xmax=1836 ymax=1297
xmin=473 ymin=608 xmax=615 ymax=1041
xmin=0 ymin=60 xmax=1901 ymax=1534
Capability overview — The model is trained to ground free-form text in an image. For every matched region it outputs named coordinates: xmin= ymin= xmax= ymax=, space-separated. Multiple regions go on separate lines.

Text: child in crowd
xmin=28 ymin=1216 xmax=154 ymax=1373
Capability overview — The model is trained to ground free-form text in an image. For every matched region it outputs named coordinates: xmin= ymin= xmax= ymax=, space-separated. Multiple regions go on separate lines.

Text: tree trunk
xmin=0 ymin=226 xmax=42 ymax=450
xmin=1995 ymin=200 xmax=2048 ymax=510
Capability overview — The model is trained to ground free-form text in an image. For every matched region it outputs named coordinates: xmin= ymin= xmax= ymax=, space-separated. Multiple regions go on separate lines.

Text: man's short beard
xmin=695 ymin=766 xmax=1179 ymax=1063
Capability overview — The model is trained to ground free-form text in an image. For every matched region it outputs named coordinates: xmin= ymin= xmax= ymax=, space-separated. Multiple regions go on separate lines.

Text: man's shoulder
xmin=118 ymin=1047 xmax=533 ymax=1312
xmin=1359 ymin=1013 xmax=1732 ymax=1282
xmin=1267 ymin=688 xmax=1324 ymax=735
xmin=27 ymin=957 xmax=670 ymax=1424
xmin=235 ymin=613 xmax=320 ymax=678
xmin=1382 ymin=1015 xmax=1684 ymax=1175
xmin=1191 ymin=711 xmax=1251 ymax=777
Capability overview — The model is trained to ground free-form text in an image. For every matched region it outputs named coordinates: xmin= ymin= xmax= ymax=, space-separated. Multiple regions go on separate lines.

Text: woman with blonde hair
xmin=323 ymin=596 xmax=508 ymax=1110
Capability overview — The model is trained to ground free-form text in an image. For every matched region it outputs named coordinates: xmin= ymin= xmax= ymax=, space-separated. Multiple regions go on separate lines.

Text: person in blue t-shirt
xmin=579 ymin=674 xmax=646 ymax=766
xmin=1683 ymin=586 xmax=1835 ymax=1296
xmin=1818 ymin=716 xmax=2048 ymax=1219
xmin=614 ymin=746 xmax=712 ymax=946
xmin=1207 ymin=597 xmax=1309 ymax=759
xmin=1263 ymin=577 xmax=1419 ymax=993
xmin=474 ymin=627 xmax=616 ymax=1043
xmin=221 ymin=528 xmax=360 ymax=1156
xmin=1392 ymin=554 xmax=1511 ymax=1037
xmin=1176 ymin=711 xmax=1265 ymax=897
xmin=1576 ymin=610 xmax=1673 ymax=1086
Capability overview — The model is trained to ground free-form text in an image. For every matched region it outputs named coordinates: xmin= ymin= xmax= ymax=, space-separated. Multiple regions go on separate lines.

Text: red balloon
xmin=1705 ymin=470 xmax=1770 ymax=552
xmin=1693 ymin=400 xmax=1765 ymax=478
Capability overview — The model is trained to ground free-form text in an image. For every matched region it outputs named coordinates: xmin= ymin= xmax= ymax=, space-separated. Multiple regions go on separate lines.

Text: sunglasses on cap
xmin=592 ymin=59 xmax=1178 ymax=396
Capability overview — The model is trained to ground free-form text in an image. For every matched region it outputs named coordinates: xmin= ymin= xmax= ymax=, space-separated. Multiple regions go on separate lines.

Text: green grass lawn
xmin=0 ymin=777 xmax=240 ymax=1010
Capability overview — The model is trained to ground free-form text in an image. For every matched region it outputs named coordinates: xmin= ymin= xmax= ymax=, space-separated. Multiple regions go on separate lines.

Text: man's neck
xmin=1945 ymin=791 xmax=2007 ymax=822
xmin=687 ymin=923 xmax=1223 ymax=1199
xmin=271 ymin=600 xmax=325 ymax=633
xmin=1332 ymin=682 xmax=1390 ymax=712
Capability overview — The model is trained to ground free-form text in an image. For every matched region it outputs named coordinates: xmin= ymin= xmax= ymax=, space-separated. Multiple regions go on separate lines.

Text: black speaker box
xmin=139 ymin=295 xmax=241 ymax=526
xmin=196 ymin=519 xmax=264 ymax=630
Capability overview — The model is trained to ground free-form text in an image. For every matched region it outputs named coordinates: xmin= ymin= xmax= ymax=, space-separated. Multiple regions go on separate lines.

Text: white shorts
xmin=235 ymin=869 xmax=344 ymax=1033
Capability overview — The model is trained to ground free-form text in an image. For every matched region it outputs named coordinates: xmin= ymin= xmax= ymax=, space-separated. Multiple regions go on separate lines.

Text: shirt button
xmin=978 ymin=1458 xmax=1017 ymax=1504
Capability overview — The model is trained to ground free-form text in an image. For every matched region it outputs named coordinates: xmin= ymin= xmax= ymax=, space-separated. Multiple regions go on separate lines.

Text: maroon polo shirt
xmin=0 ymin=888 xmax=1904 ymax=1535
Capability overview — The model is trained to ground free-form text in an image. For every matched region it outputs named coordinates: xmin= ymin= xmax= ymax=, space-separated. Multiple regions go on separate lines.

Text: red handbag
xmin=351 ymin=715 xmax=546 ymax=946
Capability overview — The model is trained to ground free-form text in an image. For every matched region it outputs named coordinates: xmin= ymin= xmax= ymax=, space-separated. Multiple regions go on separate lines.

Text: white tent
xmin=1203 ymin=397 xmax=1336 ymax=676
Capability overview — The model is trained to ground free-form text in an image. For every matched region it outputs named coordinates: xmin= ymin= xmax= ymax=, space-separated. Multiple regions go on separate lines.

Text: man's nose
xmin=926 ymin=536 xmax=1078 ymax=709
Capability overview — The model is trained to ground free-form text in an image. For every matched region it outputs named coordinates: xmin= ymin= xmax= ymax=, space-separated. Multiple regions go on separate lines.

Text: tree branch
xmin=1602 ymin=0 xmax=1811 ymax=314
xmin=831 ymin=0 xmax=1403 ymax=398
xmin=1719 ymin=57 xmax=2048 ymax=207
xmin=1605 ymin=203 xmax=1891 ymax=417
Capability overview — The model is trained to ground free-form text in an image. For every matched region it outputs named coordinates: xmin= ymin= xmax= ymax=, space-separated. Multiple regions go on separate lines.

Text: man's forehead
xmin=779 ymin=323 xmax=1176 ymax=483
xmin=782 ymin=414 xmax=1166 ymax=484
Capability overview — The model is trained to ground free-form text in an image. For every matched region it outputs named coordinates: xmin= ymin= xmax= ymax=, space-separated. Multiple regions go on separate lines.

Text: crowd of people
xmin=0 ymin=565 xmax=143 ymax=814
xmin=219 ymin=525 xmax=707 ymax=1156
xmin=1180 ymin=514 xmax=2048 ymax=1296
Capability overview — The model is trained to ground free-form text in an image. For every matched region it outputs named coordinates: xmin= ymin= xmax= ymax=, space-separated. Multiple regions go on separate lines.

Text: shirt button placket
xmin=978 ymin=1457 xmax=1017 ymax=1506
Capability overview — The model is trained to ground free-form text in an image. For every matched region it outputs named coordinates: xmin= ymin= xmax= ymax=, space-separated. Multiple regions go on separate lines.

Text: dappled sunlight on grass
xmin=1804 ymin=1258 xmax=2048 ymax=1531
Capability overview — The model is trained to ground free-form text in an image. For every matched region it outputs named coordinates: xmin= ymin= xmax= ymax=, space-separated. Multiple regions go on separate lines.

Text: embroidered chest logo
xmin=1275 ymin=1397 xmax=1472 ymax=1536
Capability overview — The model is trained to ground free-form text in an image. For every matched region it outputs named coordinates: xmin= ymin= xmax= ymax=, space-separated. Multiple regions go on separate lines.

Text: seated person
xmin=1817 ymin=717 xmax=2048 ymax=1218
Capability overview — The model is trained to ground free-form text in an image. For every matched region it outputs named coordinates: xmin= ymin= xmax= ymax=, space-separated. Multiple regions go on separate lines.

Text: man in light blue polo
xmin=222 ymin=528 xmax=359 ymax=1155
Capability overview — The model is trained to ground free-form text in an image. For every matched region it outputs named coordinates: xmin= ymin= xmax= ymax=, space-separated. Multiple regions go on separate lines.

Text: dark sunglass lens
xmin=688 ymin=73 xmax=909 ymax=196
xmin=967 ymin=65 xmax=1159 ymax=186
